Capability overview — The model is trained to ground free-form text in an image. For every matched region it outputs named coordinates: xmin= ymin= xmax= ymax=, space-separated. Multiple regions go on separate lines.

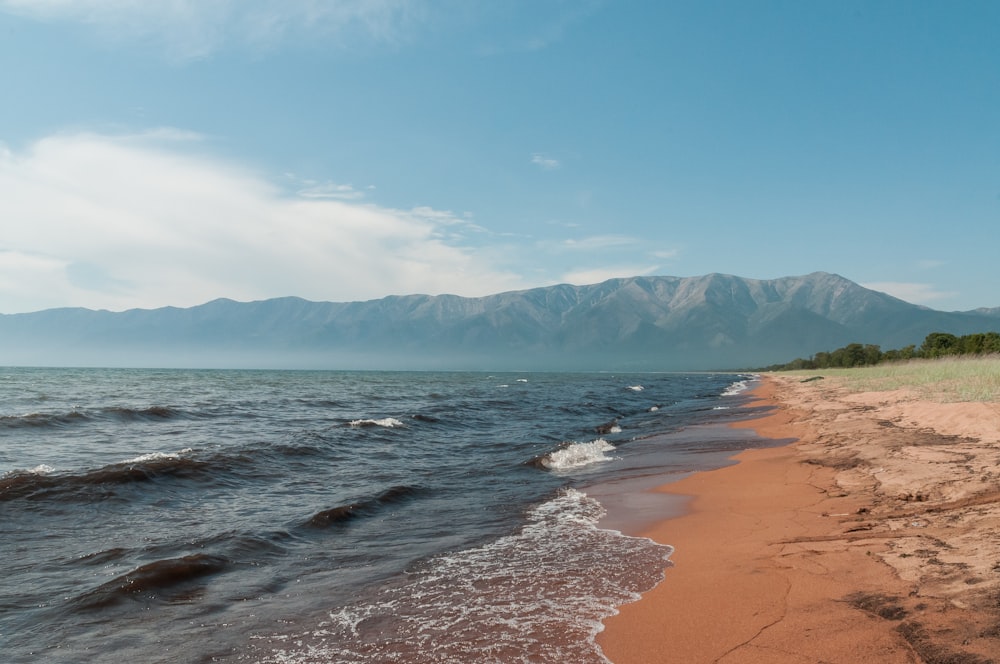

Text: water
xmin=0 ymin=368 xmax=767 ymax=663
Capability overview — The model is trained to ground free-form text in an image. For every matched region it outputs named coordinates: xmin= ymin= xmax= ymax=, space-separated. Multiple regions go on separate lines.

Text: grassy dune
xmin=781 ymin=355 xmax=1000 ymax=403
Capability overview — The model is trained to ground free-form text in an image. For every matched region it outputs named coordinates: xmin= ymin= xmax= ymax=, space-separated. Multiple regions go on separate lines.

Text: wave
xmin=347 ymin=417 xmax=405 ymax=428
xmin=0 ymin=410 xmax=90 ymax=429
xmin=0 ymin=405 xmax=194 ymax=430
xmin=306 ymin=485 xmax=425 ymax=528
xmin=0 ymin=451 xmax=212 ymax=502
xmin=721 ymin=374 xmax=758 ymax=397
xmin=257 ymin=489 xmax=672 ymax=663
xmin=595 ymin=419 xmax=622 ymax=435
xmin=103 ymin=406 xmax=183 ymax=421
xmin=268 ymin=440 xmax=328 ymax=458
xmin=0 ymin=468 xmax=61 ymax=501
xmin=120 ymin=449 xmax=194 ymax=464
xmin=74 ymin=554 xmax=230 ymax=610
xmin=76 ymin=547 xmax=130 ymax=566
xmin=721 ymin=381 xmax=748 ymax=396
xmin=533 ymin=439 xmax=616 ymax=471
xmin=293 ymin=398 xmax=346 ymax=408
xmin=626 ymin=385 xmax=644 ymax=392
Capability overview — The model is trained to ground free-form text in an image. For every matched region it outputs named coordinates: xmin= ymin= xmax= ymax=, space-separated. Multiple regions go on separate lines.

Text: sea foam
xmin=541 ymin=439 xmax=616 ymax=471
xmin=256 ymin=488 xmax=673 ymax=664
xmin=122 ymin=449 xmax=194 ymax=465
xmin=721 ymin=375 xmax=758 ymax=396
xmin=348 ymin=418 xmax=405 ymax=428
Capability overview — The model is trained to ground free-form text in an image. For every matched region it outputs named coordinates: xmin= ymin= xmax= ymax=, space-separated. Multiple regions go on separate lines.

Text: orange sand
xmin=598 ymin=375 xmax=1000 ymax=663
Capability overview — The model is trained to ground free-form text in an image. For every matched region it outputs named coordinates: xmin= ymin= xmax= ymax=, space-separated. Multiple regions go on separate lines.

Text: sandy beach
xmin=599 ymin=372 xmax=1000 ymax=663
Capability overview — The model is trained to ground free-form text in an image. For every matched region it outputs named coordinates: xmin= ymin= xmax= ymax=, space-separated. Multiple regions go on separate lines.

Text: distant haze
xmin=2 ymin=273 xmax=998 ymax=371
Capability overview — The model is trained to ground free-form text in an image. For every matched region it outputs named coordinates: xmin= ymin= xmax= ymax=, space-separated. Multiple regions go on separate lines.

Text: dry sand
xmin=598 ymin=374 xmax=1000 ymax=663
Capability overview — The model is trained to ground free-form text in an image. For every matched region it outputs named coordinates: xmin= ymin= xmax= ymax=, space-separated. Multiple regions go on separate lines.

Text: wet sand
xmin=599 ymin=374 xmax=1000 ymax=663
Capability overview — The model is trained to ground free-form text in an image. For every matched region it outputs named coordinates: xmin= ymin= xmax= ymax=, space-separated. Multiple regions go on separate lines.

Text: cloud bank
xmin=0 ymin=130 xmax=526 ymax=313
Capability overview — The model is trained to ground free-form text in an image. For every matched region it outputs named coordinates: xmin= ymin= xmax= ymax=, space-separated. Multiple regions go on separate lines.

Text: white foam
xmin=721 ymin=381 xmax=746 ymax=396
xmin=626 ymin=385 xmax=644 ymax=391
xmin=542 ymin=439 xmax=616 ymax=471
xmin=722 ymin=374 xmax=760 ymax=397
xmin=348 ymin=417 xmax=405 ymax=428
xmin=1 ymin=464 xmax=55 ymax=479
xmin=649 ymin=406 xmax=659 ymax=412
xmin=254 ymin=488 xmax=673 ymax=663
xmin=121 ymin=448 xmax=193 ymax=464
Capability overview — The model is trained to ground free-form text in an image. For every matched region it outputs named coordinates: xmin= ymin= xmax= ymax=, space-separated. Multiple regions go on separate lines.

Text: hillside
xmin=1 ymin=272 xmax=997 ymax=370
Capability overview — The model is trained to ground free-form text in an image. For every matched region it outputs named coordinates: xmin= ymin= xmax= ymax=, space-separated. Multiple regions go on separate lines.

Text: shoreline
xmin=598 ymin=374 xmax=1000 ymax=663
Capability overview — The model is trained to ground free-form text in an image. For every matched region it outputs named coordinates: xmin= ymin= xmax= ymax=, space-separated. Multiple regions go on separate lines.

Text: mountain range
xmin=2 ymin=272 xmax=998 ymax=371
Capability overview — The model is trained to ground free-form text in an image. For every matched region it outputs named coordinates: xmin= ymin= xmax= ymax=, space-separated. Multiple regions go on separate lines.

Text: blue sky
xmin=1 ymin=1 xmax=998 ymax=314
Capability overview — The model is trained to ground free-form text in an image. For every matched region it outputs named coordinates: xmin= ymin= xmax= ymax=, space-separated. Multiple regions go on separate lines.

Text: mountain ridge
xmin=2 ymin=272 xmax=997 ymax=370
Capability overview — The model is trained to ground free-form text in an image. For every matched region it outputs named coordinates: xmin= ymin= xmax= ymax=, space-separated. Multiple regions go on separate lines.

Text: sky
xmin=1 ymin=0 xmax=998 ymax=315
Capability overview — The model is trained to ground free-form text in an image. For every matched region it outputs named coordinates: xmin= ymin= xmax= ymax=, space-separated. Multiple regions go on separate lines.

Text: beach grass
xmin=780 ymin=355 xmax=1000 ymax=403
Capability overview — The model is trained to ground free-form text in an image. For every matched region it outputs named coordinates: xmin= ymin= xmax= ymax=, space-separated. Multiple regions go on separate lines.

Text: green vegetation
xmin=761 ymin=332 xmax=1000 ymax=371
xmin=759 ymin=331 xmax=1000 ymax=402
xmin=785 ymin=356 xmax=1000 ymax=402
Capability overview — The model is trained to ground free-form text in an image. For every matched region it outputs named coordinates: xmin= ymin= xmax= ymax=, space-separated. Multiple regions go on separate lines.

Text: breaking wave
xmin=721 ymin=375 xmax=758 ymax=396
xmin=533 ymin=439 xmax=616 ymax=471
xmin=347 ymin=418 xmax=405 ymax=428
xmin=0 ymin=451 xmax=212 ymax=502
xmin=251 ymin=488 xmax=672 ymax=663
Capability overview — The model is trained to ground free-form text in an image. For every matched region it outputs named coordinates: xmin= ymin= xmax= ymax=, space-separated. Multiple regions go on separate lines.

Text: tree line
xmin=758 ymin=331 xmax=1000 ymax=371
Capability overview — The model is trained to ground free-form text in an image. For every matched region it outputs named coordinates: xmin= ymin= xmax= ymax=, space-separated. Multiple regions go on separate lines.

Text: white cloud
xmin=0 ymin=0 xmax=422 ymax=60
xmin=531 ymin=153 xmax=560 ymax=170
xmin=650 ymin=249 xmax=679 ymax=260
xmin=561 ymin=235 xmax=637 ymax=251
xmin=296 ymin=181 xmax=366 ymax=200
xmin=557 ymin=237 xmax=679 ymax=266
xmin=546 ymin=219 xmax=580 ymax=229
xmin=862 ymin=281 xmax=958 ymax=305
xmin=561 ymin=265 xmax=660 ymax=286
xmin=0 ymin=130 xmax=527 ymax=313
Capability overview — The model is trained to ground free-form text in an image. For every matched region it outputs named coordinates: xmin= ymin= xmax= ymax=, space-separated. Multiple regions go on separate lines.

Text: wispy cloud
xmin=531 ymin=153 xmax=560 ymax=170
xmin=476 ymin=0 xmax=605 ymax=55
xmin=0 ymin=129 xmax=527 ymax=313
xmin=0 ymin=0 xmax=423 ymax=61
xmin=560 ymin=235 xmax=637 ymax=251
xmin=558 ymin=236 xmax=679 ymax=266
xmin=862 ymin=281 xmax=958 ymax=305
xmin=295 ymin=180 xmax=366 ymax=200
xmin=561 ymin=265 xmax=659 ymax=286
xmin=650 ymin=249 xmax=680 ymax=260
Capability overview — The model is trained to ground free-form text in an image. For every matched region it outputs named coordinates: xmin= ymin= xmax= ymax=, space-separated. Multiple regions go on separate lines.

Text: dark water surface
xmin=0 ymin=368 xmax=766 ymax=663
